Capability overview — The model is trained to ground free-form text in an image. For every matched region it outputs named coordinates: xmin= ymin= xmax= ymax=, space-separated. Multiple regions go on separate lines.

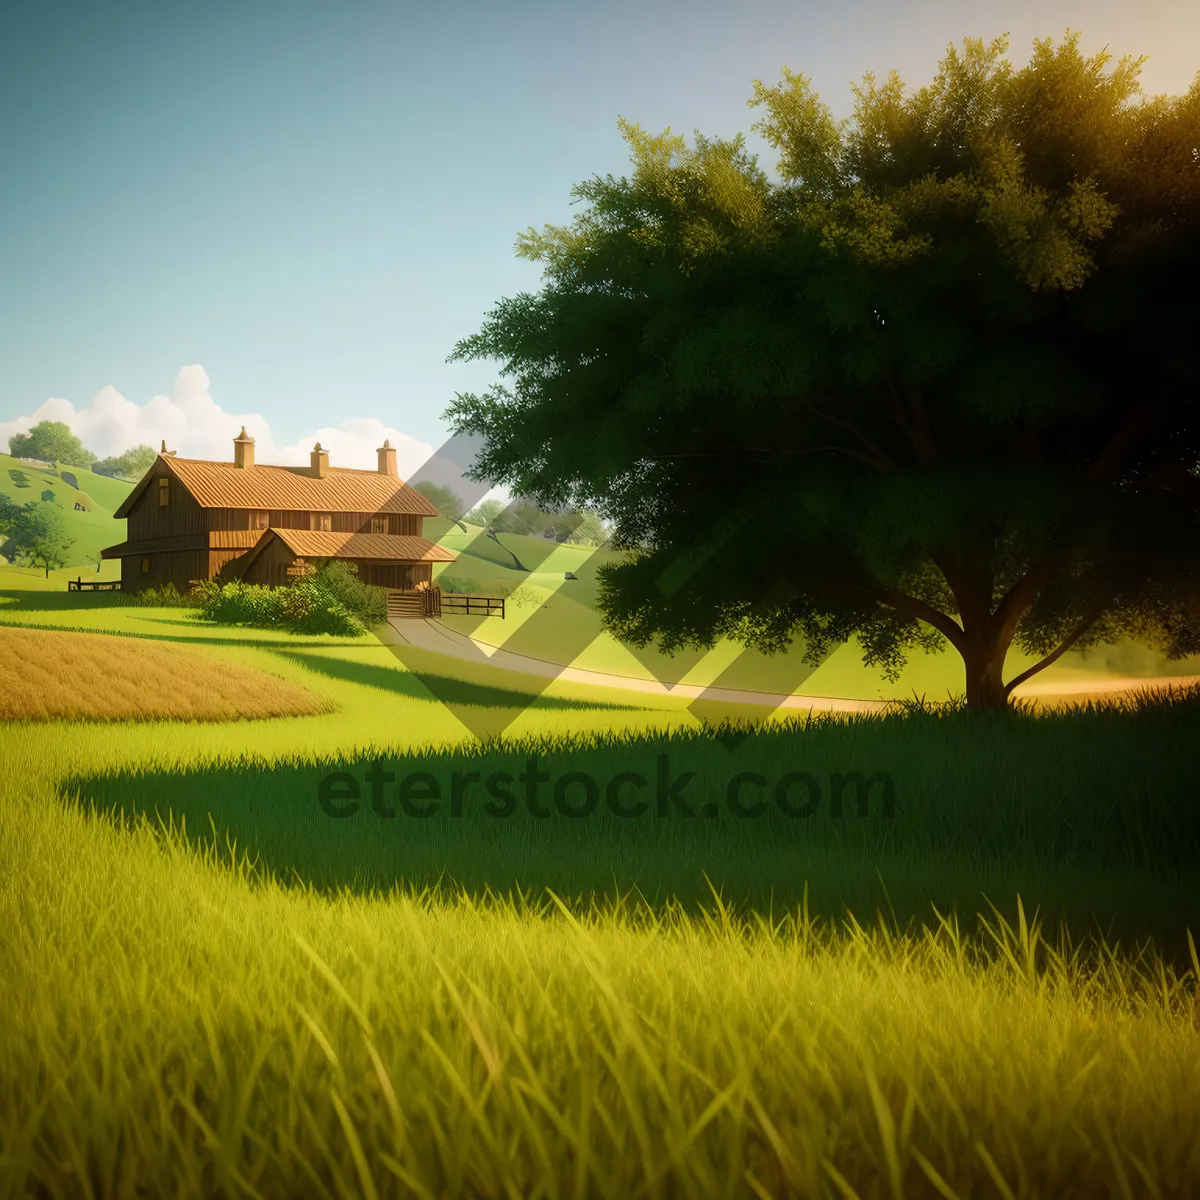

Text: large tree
xmin=446 ymin=32 xmax=1200 ymax=709
xmin=2 ymin=502 xmax=75 ymax=577
xmin=8 ymin=421 xmax=96 ymax=469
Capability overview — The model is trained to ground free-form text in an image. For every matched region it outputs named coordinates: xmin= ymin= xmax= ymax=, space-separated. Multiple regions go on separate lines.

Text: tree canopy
xmin=93 ymin=444 xmax=157 ymax=481
xmin=8 ymin=421 xmax=96 ymax=468
xmin=0 ymin=501 xmax=75 ymax=576
xmin=445 ymin=31 xmax=1200 ymax=708
xmin=0 ymin=494 xmax=21 ymax=535
xmin=412 ymin=482 xmax=467 ymax=523
xmin=464 ymin=498 xmax=506 ymax=527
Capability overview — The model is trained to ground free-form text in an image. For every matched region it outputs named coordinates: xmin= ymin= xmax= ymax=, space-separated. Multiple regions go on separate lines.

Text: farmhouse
xmin=101 ymin=430 xmax=456 ymax=597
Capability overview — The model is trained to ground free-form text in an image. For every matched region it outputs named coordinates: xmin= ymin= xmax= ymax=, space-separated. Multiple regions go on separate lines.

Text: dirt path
xmin=386 ymin=618 xmax=1200 ymax=713
xmin=386 ymin=618 xmax=885 ymax=713
xmin=1009 ymin=673 xmax=1200 ymax=708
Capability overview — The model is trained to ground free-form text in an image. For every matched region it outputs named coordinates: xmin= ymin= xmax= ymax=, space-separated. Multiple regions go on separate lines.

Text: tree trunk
xmin=960 ymin=635 xmax=1012 ymax=710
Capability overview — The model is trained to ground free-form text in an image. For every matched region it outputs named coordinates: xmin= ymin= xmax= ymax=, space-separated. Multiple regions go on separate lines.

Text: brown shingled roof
xmin=102 ymin=528 xmax=456 ymax=570
xmin=251 ymin=528 xmax=457 ymax=563
xmin=112 ymin=456 xmax=439 ymax=519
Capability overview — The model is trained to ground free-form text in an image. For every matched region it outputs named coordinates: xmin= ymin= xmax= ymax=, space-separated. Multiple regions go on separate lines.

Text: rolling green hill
xmin=428 ymin=518 xmax=605 ymax=587
xmin=63 ymin=465 xmax=140 ymax=513
xmin=0 ymin=454 xmax=133 ymax=569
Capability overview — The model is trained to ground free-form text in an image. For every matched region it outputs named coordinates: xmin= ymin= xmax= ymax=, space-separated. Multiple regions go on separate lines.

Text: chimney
xmin=377 ymin=438 xmax=398 ymax=477
xmin=233 ymin=426 xmax=255 ymax=469
xmin=310 ymin=442 xmax=329 ymax=477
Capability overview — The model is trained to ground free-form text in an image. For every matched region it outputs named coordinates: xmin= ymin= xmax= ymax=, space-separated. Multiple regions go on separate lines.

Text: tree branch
xmin=643 ymin=449 xmax=781 ymax=465
xmin=906 ymin=383 xmax=937 ymax=463
xmin=841 ymin=582 xmax=966 ymax=651
xmin=645 ymin=444 xmax=896 ymax=472
xmin=1083 ymin=396 xmax=1170 ymax=482
xmin=1002 ymin=604 xmax=1110 ymax=697
xmin=884 ymin=376 xmax=936 ymax=465
xmin=796 ymin=398 xmax=902 ymax=472
xmin=931 ymin=552 xmax=992 ymax=631
xmin=989 ymin=555 xmax=1064 ymax=643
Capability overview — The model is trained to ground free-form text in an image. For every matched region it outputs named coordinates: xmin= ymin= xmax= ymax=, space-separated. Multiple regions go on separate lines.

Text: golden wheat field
xmin=0 ymin=625 xmax=333 ymax=721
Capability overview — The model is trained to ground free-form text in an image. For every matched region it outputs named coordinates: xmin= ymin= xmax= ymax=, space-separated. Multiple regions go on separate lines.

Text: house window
xmin=310 ymin=512 xmax=332 ymax=532
xmin=157 ymin=478 xmax=169 ymax=507
xmin=370 ymin=516 xmax=387 ymax=535
xmin=249 ymin=509 xmax=268 ymax=530
xmin=141 ymin=558 xmax=150 ymax=574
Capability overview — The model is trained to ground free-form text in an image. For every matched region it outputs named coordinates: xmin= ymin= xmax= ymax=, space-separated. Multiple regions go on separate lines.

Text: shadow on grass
xmin=0 ymin=588 xmax=131 ymax=613
xmin=63 ymin=691 xmax=1200 ymax=968
xmin=278 ymin=649 xmax=643 ymax=714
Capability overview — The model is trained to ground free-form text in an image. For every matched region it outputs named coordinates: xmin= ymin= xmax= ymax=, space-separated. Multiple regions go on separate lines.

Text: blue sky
xmin=1 ymin=0 xmax=1196 ymax=468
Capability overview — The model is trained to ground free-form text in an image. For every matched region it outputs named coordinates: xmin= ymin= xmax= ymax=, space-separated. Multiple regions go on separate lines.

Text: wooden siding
xmin=240 ymin=538 xmax=305 ymax=588
xmin=126 ymin=464 xmax=205 ymax=541
xmin=359 ymin=562 xmax=431 ymax=590
xmin=208 ymin=508 xmax=255 ymax=531
xmin=209 ymin=547 xmax=251 ymax=581
xmin=207 ymin=508 xmax=420 ymax=535
xmin=239 ymin=550 xmax=433 ymax=591
xmin=122 ymin=548 xmax=209 ymax=593
xmin=361 ymin=513 xmax=419 ymax=536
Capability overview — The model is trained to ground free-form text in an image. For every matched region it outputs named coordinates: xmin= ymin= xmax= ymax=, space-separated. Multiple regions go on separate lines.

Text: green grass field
xmin=0 ymin=452 xmax=132 ymax=569
xmin=425 ymin=517 xmax=1200 ymax=701
xmin=2 ymin=580 xmax=1200 ymax=1197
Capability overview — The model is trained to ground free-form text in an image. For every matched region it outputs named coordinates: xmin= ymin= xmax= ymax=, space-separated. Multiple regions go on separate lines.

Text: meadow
xmin=2 ymin=577 xmax=1199 ymax=1197
xmin=0 ymin=453 xmax=132 ymax=569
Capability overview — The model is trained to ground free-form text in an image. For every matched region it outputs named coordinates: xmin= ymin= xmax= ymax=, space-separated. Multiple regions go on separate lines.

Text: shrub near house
xmin=192 ymin=561 xmax=388 ymax=636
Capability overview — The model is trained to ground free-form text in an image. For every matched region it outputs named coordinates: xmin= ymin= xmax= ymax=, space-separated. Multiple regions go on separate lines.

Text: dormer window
xmin=157 ymin=478 xmax=169 ymax=507
xmin=310 ymin=512 xmax=332 ymax=532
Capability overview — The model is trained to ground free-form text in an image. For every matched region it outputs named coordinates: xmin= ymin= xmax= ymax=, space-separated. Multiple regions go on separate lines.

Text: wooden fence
xmin=386 ymin=587 xmax=505 ymax=621
xmin=440 ymin=593 xmax=506 ymax=619
xmin=68 ymin=578 xmax=121 ymax=592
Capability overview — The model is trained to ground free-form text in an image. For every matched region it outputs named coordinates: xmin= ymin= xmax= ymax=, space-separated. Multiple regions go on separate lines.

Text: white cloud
xmin=0 ymin=365 xmax=439 ymax=478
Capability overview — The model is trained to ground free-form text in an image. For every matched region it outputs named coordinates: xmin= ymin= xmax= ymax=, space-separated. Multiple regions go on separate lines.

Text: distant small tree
xmin=412 ymin=481 xmax=467 ymax=522
xmin=567 ymin=510 xmax=609 ymax=546
xmin=492 ymin=501 xmax=550 ymax=536
xmin=464 ymin=498 xmax=505 ymax=527
xmin=93 ymin=444 xmax=157 ymax=481
xmin=4 ymin=501 xmax=75 ymax=576
xmin=8 ymin=421 xmax=96 ymax=468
